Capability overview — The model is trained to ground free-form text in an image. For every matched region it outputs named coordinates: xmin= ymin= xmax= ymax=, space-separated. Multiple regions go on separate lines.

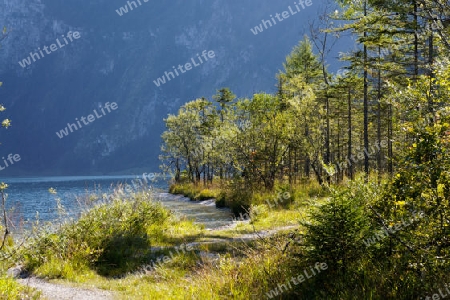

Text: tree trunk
xmin=388 ymin=103 xmax=393 ymax=176
xmin=311 ymin=159 xmax=324 ymax=185
xmin=363 ymin=0 xmax=369 ymax=181
xmin=304 ymin=125 xmax=310 ymax=178
xmin=325 ymin=95 xmax=331 ymax=184
xmin=377 ymin=47 xmax=382 ymax=183
xmin=348 ymin=87 xmax=354 ymax=180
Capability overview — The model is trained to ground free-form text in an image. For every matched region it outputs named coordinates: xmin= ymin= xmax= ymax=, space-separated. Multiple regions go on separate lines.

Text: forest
xmin=159 ymin=0 xmax=450 ymax=298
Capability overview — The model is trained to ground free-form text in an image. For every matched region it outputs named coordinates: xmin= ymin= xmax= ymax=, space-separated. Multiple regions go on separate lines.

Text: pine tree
xmin=279 ymin=37 xmax=325 ymax=182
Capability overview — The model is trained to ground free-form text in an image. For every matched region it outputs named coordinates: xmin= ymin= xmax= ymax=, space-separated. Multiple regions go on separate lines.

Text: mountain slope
xmin=0 ymin=0 xmax=347 ymax=175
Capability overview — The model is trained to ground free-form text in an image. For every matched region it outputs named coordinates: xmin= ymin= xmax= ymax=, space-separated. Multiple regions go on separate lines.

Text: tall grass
xmin=0 ymin=227 xmax=40 ymax=299
xmin=9 ymin=175 xmax=445 ymax=299
xmin=0 ymin=275 xmax=40 ymax=299
xmin=20 ymin=187 xmax=202 ymax=278
xmin=169 ymin=182 xmax=220 ymax=201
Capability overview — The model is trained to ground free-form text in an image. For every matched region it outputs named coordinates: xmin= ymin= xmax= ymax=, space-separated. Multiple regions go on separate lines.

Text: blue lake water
xmin=1 ymin=176 xmax=233 ymax=231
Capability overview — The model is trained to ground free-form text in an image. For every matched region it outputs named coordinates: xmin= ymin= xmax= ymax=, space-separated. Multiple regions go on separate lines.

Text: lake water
xmin=1 ymin=176 xmax=233 ymax=231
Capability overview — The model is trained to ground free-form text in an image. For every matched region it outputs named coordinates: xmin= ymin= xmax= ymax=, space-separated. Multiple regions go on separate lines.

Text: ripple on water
xmin=154 ymin=192 xmax=233 ymax=230
xmin=2 ymin=177 xmax=234 ymax=233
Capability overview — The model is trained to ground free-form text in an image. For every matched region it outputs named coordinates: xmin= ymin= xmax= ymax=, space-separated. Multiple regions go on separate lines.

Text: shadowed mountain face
xmin=0 ymin=0 xmax=346 ymax=175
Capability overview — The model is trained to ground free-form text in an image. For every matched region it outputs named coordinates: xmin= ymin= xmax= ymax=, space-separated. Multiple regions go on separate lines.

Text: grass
xmin=28 ymin=234 xmax=294 ymax=300
xmin=5 ymin=180 xmax=367 ymax=299
xmin=169 ymin=182 xmax=221 ymax=201
xmin=8 ymin=182 xmax=316 ymax=299
xmin=0 ymin=275 xmax=41 ymax=299
xmin=20 ymin=188 xmax=205 ymax=279
xmin=2 ymin=174 xmax=448 ymax=299
xmin=0 ymin=239 xmax=41 ymax=299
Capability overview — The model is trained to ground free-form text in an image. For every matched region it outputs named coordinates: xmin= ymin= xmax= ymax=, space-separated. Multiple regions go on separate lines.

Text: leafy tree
xmin=161 ymin=98 xmax=216 ymax=185
xmin=212 ymin=88 xmax=236 ymax=180
xmin=233 ymin=94 xmax=293 ymax=190
xmin=377 ymin=64 xmax=450 ymax=286
xmin=281 ymin=36 xmax=323 ymax=84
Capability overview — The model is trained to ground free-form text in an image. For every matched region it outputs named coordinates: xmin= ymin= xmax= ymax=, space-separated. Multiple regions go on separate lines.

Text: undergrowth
xmin=20 ymin=188 xmax=202 ymax=278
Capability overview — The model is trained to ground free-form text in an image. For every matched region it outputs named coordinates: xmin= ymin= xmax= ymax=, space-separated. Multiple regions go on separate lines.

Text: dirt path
xmin=186 ymin=225 xmax=299 ymax=247
xmin=17 ymin=226 xmax=297 ymax=299
xmin=18 ymin=277 xmax=114 ymax=300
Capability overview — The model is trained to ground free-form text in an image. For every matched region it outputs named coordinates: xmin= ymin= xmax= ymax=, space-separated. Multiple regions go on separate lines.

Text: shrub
xmin=195 ymin=189 xmax=217 ymax=200
xmin=373 ymin=118 xmax=450 ymax=297
xmin=22 ymin=190 xmax=172 ymax=277
xmin=169 ymin=183 xmax=219 ymax=201
xmin=297 ymin=179 xmax=375 ymax=297
xmin=221 ymin=181 xmax=253 ymax=215
xmin=215 ymin=191 xmax=227 ymax=208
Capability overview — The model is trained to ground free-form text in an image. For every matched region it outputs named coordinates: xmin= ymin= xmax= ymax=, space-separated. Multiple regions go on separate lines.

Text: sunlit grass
xmin=169 ymin=182 xmax=222 ymax=201
xmin=0 ymin=275 xmax=41 ymax=299
xmin=14 ymin=182 xmax=325 ymax=299
xmin=0 ymin=229 xmax=40 ymax=299
xmin=44 ymin=235 xmax=292 ymax=300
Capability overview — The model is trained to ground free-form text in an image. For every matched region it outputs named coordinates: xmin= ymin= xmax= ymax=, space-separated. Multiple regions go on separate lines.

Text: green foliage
xmin=0 ymin=275 xmax=40 ymax=299
xmin=213 ymin=87 xmax=236 ymax=112
xmin=375 ymin=110 xmax=450 ymax=296
xmin=217 ymin=178 xmax=253 ymax=215
xmin=281 ymin=36 xmax=323 ymax=84
xmin=169 ymin=182 xmax=219 ymax=201
xmin=0 ymin=81 xmax=12 ymax=253
xmin=301 ymin=179 xmax=374 ymax=277
xmin=10 ymin=3 xmax=444 ymax=297
xmin=196 ymin=188 xmax=217 ymax=201
xmin=22 ymin=191 xmax=172 ymax=277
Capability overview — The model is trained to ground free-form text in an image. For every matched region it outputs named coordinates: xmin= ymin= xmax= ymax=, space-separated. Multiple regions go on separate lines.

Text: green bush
xmin=195 ymin=189 xmax=217 ymax=200
xmin=296 ymin=179 xmax=376 ymax=298
xmin=290 ymin=181 xmax=330 ymax=207
xmin=169 ymin=183 xmax=218 ymax=201
xmin=372 ymin=119 xmax=450 ymax=297
xmin=215 ymin=191 xmax=227 ymax=208
xmin=169 ymin=183 xmax=190 ymax=195
xmin=22 ymin=190 xmax=172 ymax=277
xmin=219 ymin=179 xmax=253 ymax=215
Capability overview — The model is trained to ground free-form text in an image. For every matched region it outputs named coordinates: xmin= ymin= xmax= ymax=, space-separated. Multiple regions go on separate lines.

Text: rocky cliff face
xmin=0 ymin=0 xmax=344 ymax=175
